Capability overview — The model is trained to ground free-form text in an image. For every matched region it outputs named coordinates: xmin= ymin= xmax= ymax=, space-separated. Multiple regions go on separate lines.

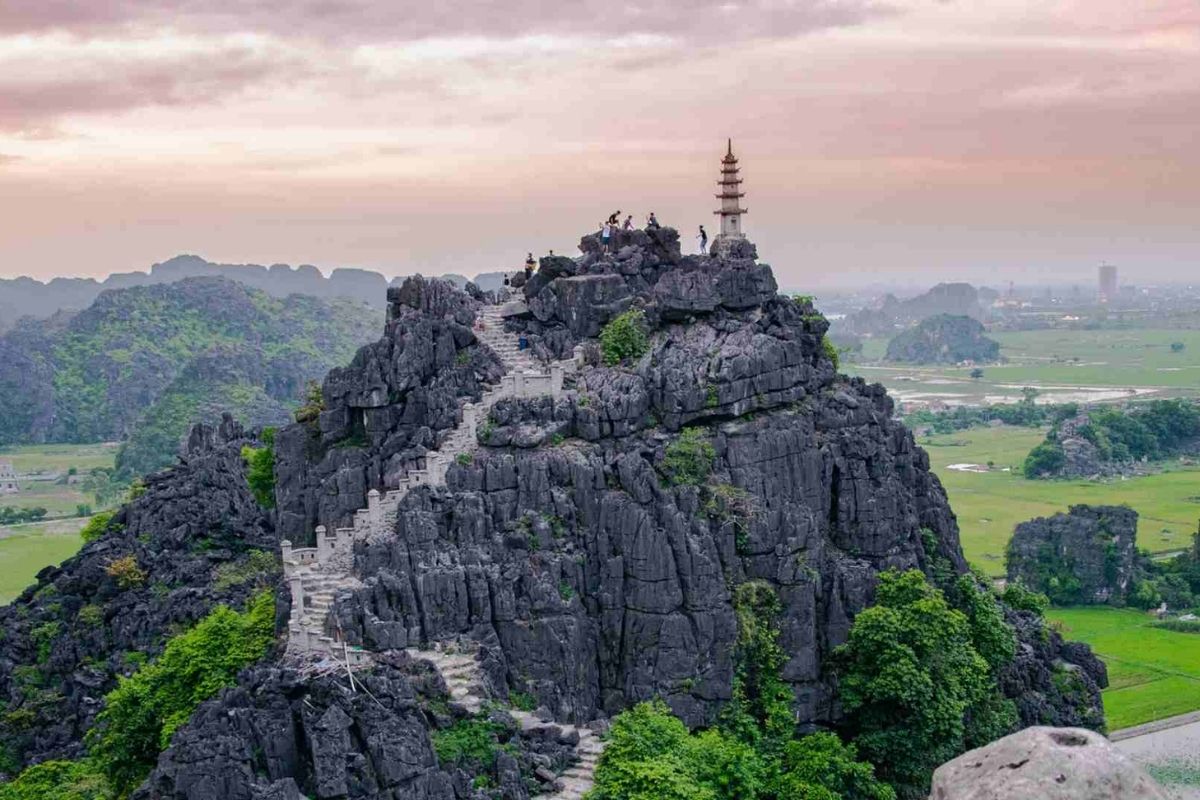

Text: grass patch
xmin=1048 ymin=606 xmax=1200 ymax=730
xmin=0 ymin=526 xmax=85 ymax=603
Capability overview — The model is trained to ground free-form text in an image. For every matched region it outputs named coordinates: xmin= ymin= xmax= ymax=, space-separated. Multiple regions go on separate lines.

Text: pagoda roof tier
xmin=715 ymin=192 xmax=746 ymax=199
xmin=717 ymin=179 xmax=744 ymax=185
xmin=713 ymin=208 xmax=748 ymax=215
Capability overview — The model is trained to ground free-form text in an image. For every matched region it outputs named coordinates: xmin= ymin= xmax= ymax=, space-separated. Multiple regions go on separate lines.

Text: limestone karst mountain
xmin=0 ymin=227 xmax=1107 ymax=799
xmin=0 ymin=276 xmax=383 ymax=475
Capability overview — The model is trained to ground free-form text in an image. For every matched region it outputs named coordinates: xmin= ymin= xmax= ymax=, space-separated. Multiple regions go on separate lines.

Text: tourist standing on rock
xmin=623 ymin=214 xmax=634 ymax=230
xmin=601 ymin=221 xmax=613 ymax=253
xmin=647 ymin=212 xmax=660 ymax=230
xmin=697 ymin=225 xmax=708 ymax=253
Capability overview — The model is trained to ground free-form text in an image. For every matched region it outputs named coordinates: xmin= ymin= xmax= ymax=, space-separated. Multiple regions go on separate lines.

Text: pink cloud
xmin=0 ymin=0 xmax=891 ymax=42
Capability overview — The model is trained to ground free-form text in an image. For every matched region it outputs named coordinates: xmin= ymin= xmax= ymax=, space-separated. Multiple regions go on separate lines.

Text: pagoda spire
xmin=714 ymin=139 xmax=746 ymax=239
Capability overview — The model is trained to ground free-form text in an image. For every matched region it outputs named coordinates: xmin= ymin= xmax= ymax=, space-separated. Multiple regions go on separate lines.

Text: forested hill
xmin=0 ymin=277 xmax=382 ymax=474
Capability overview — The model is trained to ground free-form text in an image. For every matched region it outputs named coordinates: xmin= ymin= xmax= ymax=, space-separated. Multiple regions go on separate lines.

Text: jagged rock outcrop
xmin=135 ymin=655 xmax=581 ymax=800
xmin=999 ymin=609 xmax=1108 ymax=730
xmin=0 ymin=415 xmax=279 ymax=771
xmin=885 ymin=313 xmax=1001 ymax=364
xmin=1006 ymin=505 xmax=1141 ymax=605
xmin=266 ymin=227 xmax=1102 ymax=739
xmin=930 ymin=726 xmax=1167 ymax=799
xmin=273 ymin=276 xmax=504 ymax=546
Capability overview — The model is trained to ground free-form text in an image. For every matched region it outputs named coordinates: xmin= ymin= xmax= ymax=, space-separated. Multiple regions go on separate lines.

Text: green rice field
xmin=850 ymin=328 xmax=1200 ymax=406
xmin=0 ymin=443 xmax=117 ymax=602
xmin=0 ymin=519 xmax=87 ymax=603
xmin=1048 ymin=607 xmax=1200 ymax=731
xmin=922 ymin=426 xmax=1200 ymax=575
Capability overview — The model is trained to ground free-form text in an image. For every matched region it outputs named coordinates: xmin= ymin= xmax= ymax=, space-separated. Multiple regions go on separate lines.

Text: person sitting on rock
xmin=646 ymin=212 xmax=660 ymax=230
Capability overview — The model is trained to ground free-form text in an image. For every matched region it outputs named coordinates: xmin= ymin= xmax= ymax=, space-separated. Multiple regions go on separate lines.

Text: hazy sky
xmin=1 ymin=0 xmax=1197 ymax=289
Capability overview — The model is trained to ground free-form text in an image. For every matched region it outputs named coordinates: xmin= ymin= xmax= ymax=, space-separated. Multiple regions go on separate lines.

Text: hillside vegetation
xmin=0 ymin=278 xmax=381 ymax=476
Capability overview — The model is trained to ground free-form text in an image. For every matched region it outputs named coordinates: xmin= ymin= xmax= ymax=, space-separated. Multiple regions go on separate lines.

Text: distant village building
xmin=0 ymin=460 xmax=18 ymax=494
xmin=1098 ymin=264 xmax=1118 ymax=304
xmin=714 ymin=139 xmax=747 ymax=241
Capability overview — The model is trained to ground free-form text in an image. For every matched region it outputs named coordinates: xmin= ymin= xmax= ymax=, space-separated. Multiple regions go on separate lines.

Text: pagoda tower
xmin=713 ymin=138 xmax=747 ymax=239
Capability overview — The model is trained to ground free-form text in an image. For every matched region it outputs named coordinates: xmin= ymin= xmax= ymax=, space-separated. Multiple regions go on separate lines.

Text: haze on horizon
xmin=1 ymin=0 xmax=1197 ymax=290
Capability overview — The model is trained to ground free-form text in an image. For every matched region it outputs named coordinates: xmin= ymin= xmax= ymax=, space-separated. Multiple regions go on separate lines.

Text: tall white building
xmin=713 ymin=139 xmax=747 ymax=240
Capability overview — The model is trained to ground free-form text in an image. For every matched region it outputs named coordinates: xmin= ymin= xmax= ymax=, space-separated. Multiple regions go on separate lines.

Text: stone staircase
xmin=406 ymin=641 xmax=606 ymax=800
xmin=281 ymin=301 xmax=575 ymax=662
xmin=476 ymin=304 xmax=539 ymax=373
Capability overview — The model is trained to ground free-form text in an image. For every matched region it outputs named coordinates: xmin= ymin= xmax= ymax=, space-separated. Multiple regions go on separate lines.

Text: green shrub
xmin=104 ymin=556 xmax=145 ymax=590
xmin=212 ymin=550 xmax=280 ymax=592
xmin=509 ymin=691 xmax=537 ymax=712
xmin=1001 ymin=583 xmax=1050 ymax=615
xmin=87 ymin=590 xmax=276 ymax=794
xmin=31 ymin=621 xmax=62 ymax=663
xmin=431 ymin=719 xmax=500 ymax=768
xmin=241 ymin=428 xmax=276 ymax=508
xmin=600 ymin=310 xmax=649 ymax=366
xmin=293 ymin=380 xmax=325 ymax=424
xmin=822 ymin=337 xmax=839 ymax=370
xmin=0 ymin=760 xmax=112 ymax=800
xmin=77 ymin=604 xmax=105 ymax=627
xmin=662 ymin=428 xmax=715 ymax=486
xmin=455 ymin=452 xmax=473 ymax=466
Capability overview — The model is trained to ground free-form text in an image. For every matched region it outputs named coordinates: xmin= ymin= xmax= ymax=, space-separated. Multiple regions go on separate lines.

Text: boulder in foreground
xmin=930 ymin=726 xmax=1168 ymax=799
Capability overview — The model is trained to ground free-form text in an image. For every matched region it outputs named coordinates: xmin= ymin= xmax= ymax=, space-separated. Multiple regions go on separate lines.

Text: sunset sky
xmin=1 ymin=1 xmax=1197 ymax=289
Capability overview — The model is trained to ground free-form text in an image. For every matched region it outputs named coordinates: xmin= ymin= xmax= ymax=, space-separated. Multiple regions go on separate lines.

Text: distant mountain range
xmin=0 ymin=276 xmax=385 ymax=476
xmin=0 ymin=255 xmax=511 ymax=332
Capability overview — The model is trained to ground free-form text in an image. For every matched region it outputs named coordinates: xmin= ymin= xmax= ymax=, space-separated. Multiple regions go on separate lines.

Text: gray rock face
xmin=1006 ymin=505 xmax=1141 ymax=605
xmin=999 ymin=609 xmax=1108 ymax=730
xmin=0 ymin=415 xmax=278 ymax=770
xmin=930 ymin=726 xmax=1168 ymax=799
xmin=136 ymin=656 xmax=579 ymax=800
xmin=274 ymin=276 xmax=504 ymax=545
xmin=262 ymin=229 xmax=1102 ymax=737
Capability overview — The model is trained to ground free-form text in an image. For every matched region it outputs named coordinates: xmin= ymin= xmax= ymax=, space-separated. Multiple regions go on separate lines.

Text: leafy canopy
xmin=86 ymin=590 xmax=276 ymax=794
xmin=592 ymin=580 xmax=893 ymax=800
xmin=835 ymin=569 xmax=1016 ymax=799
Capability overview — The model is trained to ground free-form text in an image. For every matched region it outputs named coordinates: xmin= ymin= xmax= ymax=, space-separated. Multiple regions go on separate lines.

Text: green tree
xmin=86 ymin=590 xmax=276 ymax=794
xmin=834 ymin=569 xmax=1010 ymax=799
xmin=240 ymin=427 xmax=276 ymax=508
xmin=600 ymin=309 xmax=649 ymax=366
xmin=1022 ymin=441 xmax=1065 ymax=478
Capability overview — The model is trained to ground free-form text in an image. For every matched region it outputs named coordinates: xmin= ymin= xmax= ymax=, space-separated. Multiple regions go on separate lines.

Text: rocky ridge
xmin=0 ymin=415 xmax=279 ymax=770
